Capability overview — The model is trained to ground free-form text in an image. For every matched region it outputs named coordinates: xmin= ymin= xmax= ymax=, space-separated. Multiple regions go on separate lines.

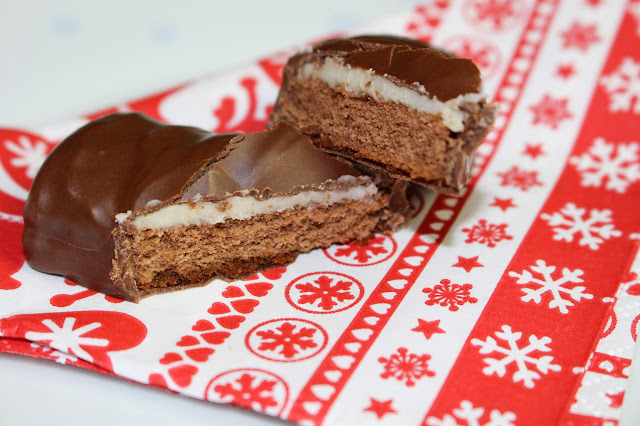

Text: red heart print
xmin=231 ymin=299 xmax=259 ymax=314
xmin=185 ymin=347 xmax=215 ymax=362
xmin=201 ymin=331 xmax=231 ymax=345
xmin=168 ymin=364 xmax=199 ymax=388
xmin=222 ymin=286 xmax=245 ymax=298
xmin=207 ymin=302 xmax=231 ymax=315
xmin=159 ymin=352 xmax=183 ymax=365
xmin=245 ymin=282 xmax=273 ymax=297
xmin=148 ymin=373 xmax=168 ymax=389
xmin=216 ymin=315 xmax=246 ymax=330
xmin=192 ymin=320 xmax=215 ymax=332
xmin=176 ymin=335 xmax=199 ymax=347
xmin=262 ymin=267 xmax=286 ymax=280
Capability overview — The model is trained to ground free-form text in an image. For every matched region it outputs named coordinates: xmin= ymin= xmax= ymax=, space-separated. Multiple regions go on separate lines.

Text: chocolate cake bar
xmin=268 ymin=35 xmax=498 ymax=194
xmin=23 ymin=113 xmax=405 ymax=302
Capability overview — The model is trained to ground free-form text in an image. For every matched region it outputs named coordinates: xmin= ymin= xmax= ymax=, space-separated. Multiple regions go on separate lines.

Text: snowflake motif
xmin=541 ymin=202 xmax=622 ymax=250
xmin=529 ymin=94 xmax=573 ymax=129
xmin=24 ymin=317 xmax=108 ymax=363
xmin=471 ymin=325 xmax=562 ymax=388
xmin=332 ymin=236 xmax=389 ymax=263
xmin=378 ymin=347 xmax=435 ymax=386
xmin=30 ymin=342 xmax=79 ymax=365
xmin=509 ymin=260 xmax=593 ymax=314
xmin=462 ymin=219 xmax=513 ymax=248
xmin=443 ymin=36 xmax=500 ymax=78
xmin=423 ymin=279 xmax=478 ymax=311
xmin=426 ymin=400 xmax=516 ymax=426
xmin=560 ymin=21 xmax=600 ymax=51
xmin=213 ymin=373 xmax=278 ymax=411
xmin=599 ymin=57 xmax=640 ymax=114
xmin=4 ymin=136 xmax=50 ymax=178
xmin=405 ymin=1 xmax=449 ymax=42
xmin=497 ymin=166 xmax=543 ymax=191
xmin=256 ymin=321 xmax=317 ymax=359
xmin=465 ymin=0 xmax=523 ymax=30
xmin=295 ymin=275 xmax=356 ymax=311
xmin=570 ymin=137 xmax=640 ymax=193
xmin=213 ymin=77 xmax=271 ymax=133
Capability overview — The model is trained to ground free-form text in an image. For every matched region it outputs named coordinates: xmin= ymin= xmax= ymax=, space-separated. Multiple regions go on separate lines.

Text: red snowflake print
xmin=523 ymin=143 xmax=545 ymax=160
xmin=529 ymin=94 xmax=573 ymax=129
xmin=423 ymin=279 xmax=478 ymax=311
xmin=490 ymin=197 xmax=517 ymax=211
xmin=556 ymin=64 xmax=575 ymax=79
xmin=462 ymin=219 xmax=513 ymax=247
xmin=442 ymin=36 xmax=501 ymax=79
xmin=246 ymin=318 xmax=327 ymax=362
xmin=378 ymin=347 xmax=435 ymax=386
xmin=286 ymin=272 xmax=364 ymax=314
xmin=497 ymin=166 xmax=543 ymax=191
xmin=213 ymin=77 xmax=272 ymax=134
xmin=560 ymin=22 xmax=600 ymax=52
xmin=364 ymin=398 xmax=397 ymax=419
xmin=324 ymin=234 xmax=396 ymax=266
xmin=463 ymin=0 xmax=526 ymax=31
xmin=452 ymin=255 xmax=485 ymax=272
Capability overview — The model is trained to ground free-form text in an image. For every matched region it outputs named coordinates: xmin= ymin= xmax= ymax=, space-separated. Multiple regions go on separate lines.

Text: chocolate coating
xmin=23 ymin=113 xmax=361 ymax=299
xmin=312 ymin=35 xmax=481 ymax=101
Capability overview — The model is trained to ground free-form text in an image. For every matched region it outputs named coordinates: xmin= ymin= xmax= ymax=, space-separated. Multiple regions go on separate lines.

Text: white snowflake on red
xmin=570 ymin=137 xmax=640 ymax=193
xmin=529 ymin=94 xmax=573 ymax=129
xmin=509 ymin=259 xmax=593 ymax=314
xmin=426 ymin=400 xmax=516 ymax=426
xmin=296 ymin=275 xmax=355 ymax=311
xmin=4 ymin=136 xmax=50 ymax=178
xmin=462 ymin=219 xmax=513 ymax=248
xmin=541 ymin=202 xmax=622 ymax=250
xmin=497 ymin=165 xmax=543 ymax=191
xmin=378 ymin=347 xmax=435 ymax=386
xmin=600 ymin=57 xmax=640 ymax=114
xmin=255 ymin=321 xmax=318 ymax=359
xmin=463 ymin=0 xmax=525 ymax=31
xmin=560 ymin=21 xmax=600 ymax=51
xmin=213 ymin=373 xmax=278 ymax=411
xmin=423 ymin=279 xmax=478 ymax=311
xmin=472 ymin=325 xmax=562 ymax=388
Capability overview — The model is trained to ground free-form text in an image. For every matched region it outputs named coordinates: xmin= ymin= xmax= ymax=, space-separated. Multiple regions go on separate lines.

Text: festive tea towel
xmin=1 ymin=0 xmax=639 ymax=424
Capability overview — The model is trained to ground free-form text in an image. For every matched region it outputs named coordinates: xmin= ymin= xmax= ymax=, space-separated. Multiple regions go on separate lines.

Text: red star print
xmin=560 ymin=22 xmax=600 ymax=51
xmin=529 ymin=94 xmax=573 ymax=129
xmin=556 ymin=64 xmax=575 ymax=79
xmin=364 ymin=398 xmax=397 ymax=419
xmin=412 ymin=319 xmax=446 ymax=339
xmin=606 ymin=391 xmax=625 ymax=408
xmin=452 ymin=256 xmax=485 ymax=272
xmin=490 ymin=197 xmax=517 ymax=211
xmin=523 ymin=143 xmax=544 ymax=159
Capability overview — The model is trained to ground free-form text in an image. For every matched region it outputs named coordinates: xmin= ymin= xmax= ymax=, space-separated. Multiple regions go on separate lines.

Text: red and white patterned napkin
xmin=1 ymin=0 xmax=639 ymax=424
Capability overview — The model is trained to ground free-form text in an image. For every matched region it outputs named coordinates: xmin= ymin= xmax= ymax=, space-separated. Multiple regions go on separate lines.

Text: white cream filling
xmin=300 ymin=57 xmax=485 ymax=133
xmin=117 ymin=180 xmax=378 ymax=230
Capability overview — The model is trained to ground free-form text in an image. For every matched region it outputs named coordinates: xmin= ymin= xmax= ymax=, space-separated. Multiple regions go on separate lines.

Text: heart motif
xmin=216 ymin=315 xmax=246 ymax=329
xmin=159 ymin=352 xmax=183 ymax=365
xmin=231 ymin=299 xmax=259 ymax=314
xmin=245 ymin=282 xmax=273 ymax=297
xmin=262 ymin=267 xmax=287 ymax=280
xmin=176 ymin=335 xmax=199 ymax=347
xmin=192 ymin=320 xmax=215 ymax=332
xmin=208 ymin=302 xmax=231 ymax=315
xmin=168 ymin=364 xmax=199 ymax=388
xmin=148 ymin=373 xmax=168 ymax=388
xmin=222 ymin=286 xmax=245 ymax=298
xmin=185 ymin=347 xmax=215 ymax=362
xmin=201 ymin=331 xmax=231 ymax=345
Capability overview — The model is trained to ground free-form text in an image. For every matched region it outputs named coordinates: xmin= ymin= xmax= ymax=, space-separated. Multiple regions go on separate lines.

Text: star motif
xmin=490 ymin=197 xmax=517 ymax=211
xmin=452 ymin=256 xmax=485 ymax=272
xmin=606 ymin=391 xmax=625 ymax=408
xmin=560 ymin=21 xmax=600 ymax=51
xmin=412 ymin=318 xmax=446 ymax=339
xmin=556 ymin=64 xmax=575 ymax=79
xmin=529 ymin=94 xmax=573 ymax=129
xmin=364 ymin=398 xmax=397 ymax=419
xmin=523 ymin=143 xmax=545 ymax=159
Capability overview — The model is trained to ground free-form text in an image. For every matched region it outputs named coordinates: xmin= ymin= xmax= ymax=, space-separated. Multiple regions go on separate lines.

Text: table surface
xmin=0 ymin=1 xmax=638 ymax=424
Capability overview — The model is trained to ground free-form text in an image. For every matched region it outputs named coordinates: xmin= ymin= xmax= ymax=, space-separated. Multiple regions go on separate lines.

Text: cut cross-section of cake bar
xmin=268 ymin=35 xmax=498 ymax=194
xmin=23 ymin=113 xmax=403 ymax=302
